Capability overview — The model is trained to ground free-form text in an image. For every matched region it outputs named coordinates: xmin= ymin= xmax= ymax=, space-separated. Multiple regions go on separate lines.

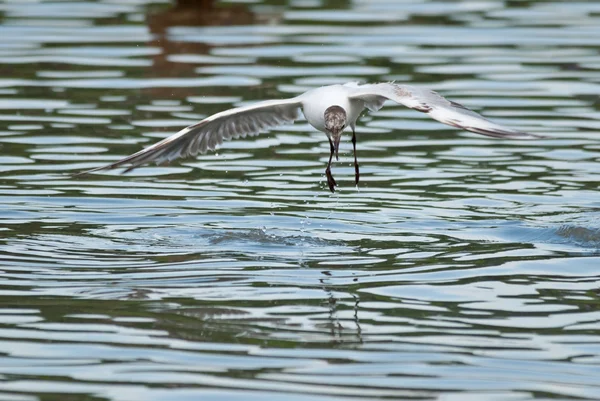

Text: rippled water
xmin=1 ymin=0 xmax=600 ymax=400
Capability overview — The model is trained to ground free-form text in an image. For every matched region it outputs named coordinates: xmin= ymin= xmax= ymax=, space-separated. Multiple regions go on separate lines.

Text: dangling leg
xmin=325 ymin=137 xmax=337 ymax=193
xmin=351 ymin=126 xmax=359 ymax=185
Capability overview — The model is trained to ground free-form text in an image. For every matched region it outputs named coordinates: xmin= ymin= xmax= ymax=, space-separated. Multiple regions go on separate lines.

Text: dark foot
xmin=354 ymin=163 xmax=360 ymax=186
xmin=326 ymin=169 xmax=337 ymax=193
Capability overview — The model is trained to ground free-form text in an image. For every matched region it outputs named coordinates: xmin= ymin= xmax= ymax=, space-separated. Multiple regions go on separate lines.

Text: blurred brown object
xmin=144 ymin=0 xmax=256 ymax=99
xmin=148 ymin=0 xmax=255 ymax=33
xmin=175 ymin=0 xmax=216 ymax=8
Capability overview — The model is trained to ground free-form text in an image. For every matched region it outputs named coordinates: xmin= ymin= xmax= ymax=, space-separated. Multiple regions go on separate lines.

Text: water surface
xmin=1 ymin=0 xmax=600 ymax=400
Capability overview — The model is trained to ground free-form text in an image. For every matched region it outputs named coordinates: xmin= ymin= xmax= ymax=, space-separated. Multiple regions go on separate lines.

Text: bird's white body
xmin=300 ymin=84 xmax=363 ymax=134
xmin=77 ymin=82 xmax=543 ymax=191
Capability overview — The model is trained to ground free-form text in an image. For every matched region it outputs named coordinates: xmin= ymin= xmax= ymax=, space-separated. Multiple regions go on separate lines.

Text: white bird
xmin=77 ymin=82 xmax=543 ymax=192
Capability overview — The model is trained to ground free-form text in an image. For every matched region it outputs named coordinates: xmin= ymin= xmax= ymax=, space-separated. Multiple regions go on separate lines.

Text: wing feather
xmin=346 ymin=82 xmax=544 ymax=139
xmin=75 ymin=97 xmax=302 ymax=175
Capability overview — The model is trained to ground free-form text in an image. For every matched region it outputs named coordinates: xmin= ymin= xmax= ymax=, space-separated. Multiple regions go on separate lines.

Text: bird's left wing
xmin=75 ymin=97 xmax=303 ymax=175
xmin=346 ymin=82 xmax=544 ymax=139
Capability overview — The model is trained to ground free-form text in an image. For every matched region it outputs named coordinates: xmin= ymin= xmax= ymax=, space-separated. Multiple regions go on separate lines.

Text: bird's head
xmin=324 ymin=105 xmax=346 ymax=160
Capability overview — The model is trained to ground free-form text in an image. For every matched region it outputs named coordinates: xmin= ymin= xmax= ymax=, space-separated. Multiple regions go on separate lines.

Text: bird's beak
xmin=333 ymin=131 xmax=342 ymax=161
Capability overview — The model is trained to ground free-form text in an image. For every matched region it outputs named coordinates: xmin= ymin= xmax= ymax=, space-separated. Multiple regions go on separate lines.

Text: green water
xmin=0 ymin=0 xmax=599 ymax=400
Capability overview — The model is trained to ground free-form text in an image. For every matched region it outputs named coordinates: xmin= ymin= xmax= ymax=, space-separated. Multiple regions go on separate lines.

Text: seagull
xmin=76 ymin=82 xmax=543 ymax=192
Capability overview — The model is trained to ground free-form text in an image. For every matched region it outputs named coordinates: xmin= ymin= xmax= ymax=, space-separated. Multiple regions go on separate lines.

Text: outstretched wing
xmin=76 ymin=97 xmax=303 ymax=175
xmin=346 ymin=82 xmax=544 ymax=139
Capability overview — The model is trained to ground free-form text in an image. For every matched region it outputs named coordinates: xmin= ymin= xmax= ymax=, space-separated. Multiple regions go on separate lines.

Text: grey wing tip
xmin=469 ymin=127 xmax=547 ymax=140
xmin=496 ymin=130 xmax=547 ymax=140
xmin=72 ymin=165 xmax=108 ymax=178
xmin=72 ymin=161 xmax=136 ymax=178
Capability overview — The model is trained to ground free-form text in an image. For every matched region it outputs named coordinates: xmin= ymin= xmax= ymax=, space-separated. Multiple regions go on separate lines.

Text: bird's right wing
xmin=76 ymin=97 xmax=303 ymax=175
xmin=346 ymin=82 xmax=544 ymax=139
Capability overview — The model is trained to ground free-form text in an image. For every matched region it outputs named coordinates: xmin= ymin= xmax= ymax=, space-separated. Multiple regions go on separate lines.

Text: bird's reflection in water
xmin=319 ymin=271 xmax=363 ymax=344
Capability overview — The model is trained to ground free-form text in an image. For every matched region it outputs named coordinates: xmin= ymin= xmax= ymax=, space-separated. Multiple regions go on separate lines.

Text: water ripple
xmin=0 ymin=0 xmax=599 ymax=400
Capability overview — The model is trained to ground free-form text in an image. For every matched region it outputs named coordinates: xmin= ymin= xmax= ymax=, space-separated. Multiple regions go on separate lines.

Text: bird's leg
xmin=352 ymin=127 xmax=359 ymax=185
xmin=325 ymin=137 xmax=337 ymax=192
